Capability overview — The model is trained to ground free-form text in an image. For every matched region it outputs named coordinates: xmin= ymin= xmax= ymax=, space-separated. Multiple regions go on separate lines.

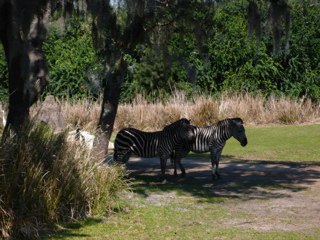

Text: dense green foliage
xmin=0 ymin=0 xmax=319 ymax=102
xmin=122 ymin=0 xmax=320 ymax=101
xmin=42 ymin=17 xmax=98 ymax=99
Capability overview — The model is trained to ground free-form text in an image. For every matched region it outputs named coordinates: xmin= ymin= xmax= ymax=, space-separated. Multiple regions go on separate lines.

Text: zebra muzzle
xmin=241 ymin=138 xmax=248 ymax=146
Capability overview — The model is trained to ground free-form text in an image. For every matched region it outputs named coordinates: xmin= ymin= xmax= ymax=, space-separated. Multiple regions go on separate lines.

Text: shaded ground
xmin=125 ymin=156 xmax=320 ymax=234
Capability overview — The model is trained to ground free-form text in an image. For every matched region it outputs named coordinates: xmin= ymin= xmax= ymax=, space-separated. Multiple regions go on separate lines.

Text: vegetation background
xmin=1 ymin=1 xmax=319 ymax=103
xmin=0 ymin=0 xmax=320 ymax=239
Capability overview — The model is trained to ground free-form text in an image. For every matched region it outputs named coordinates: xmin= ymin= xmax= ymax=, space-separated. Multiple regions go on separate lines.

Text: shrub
xmin=0 ymin=121 xmax=128 ymax=239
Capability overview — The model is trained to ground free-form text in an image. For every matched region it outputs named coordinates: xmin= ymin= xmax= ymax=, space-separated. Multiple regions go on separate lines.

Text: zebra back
xmin=114 ymin=118 xmax=195 ymax=162
xmin=162 ymin=118 xmax=191 ymax=132
xmin=218 ymin=117 xmax=244 ymax=126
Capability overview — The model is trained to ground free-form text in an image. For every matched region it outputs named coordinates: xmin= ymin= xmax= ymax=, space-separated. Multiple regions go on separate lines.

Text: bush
xmin=0 ymin=122 xmax=128 ymax=239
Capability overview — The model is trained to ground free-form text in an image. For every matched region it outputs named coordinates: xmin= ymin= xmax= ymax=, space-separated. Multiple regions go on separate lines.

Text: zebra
xmin=173 ymin=118 xmax=248 ymax=180
xmin=114 ymin=118 xmax=196 ymax=182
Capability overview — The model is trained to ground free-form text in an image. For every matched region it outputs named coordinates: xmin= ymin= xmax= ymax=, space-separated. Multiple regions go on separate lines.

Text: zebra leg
xmin=215 ymin=148 xmax=224 ymax=179
xmin=173 ymin=157 xmax=183 ymax=177
xmin=174 ymin=149 xmax=189 ymax=177
xmin=160 ymin=155 xmax=169 ymax=183
xmin=211 ymin=148 xmax=222 ymax=180
xmin=114 ymin=148 xmax=131 ymax=163
xmin=121 ymin=151 xmax=132 ymax=163
xmin=173 ymin=158 xmax=178 ymax=176
xmin=171 ymin=152 xmax=178 ymax=176
xmin=114 ymin=150 xmax=132 ymax=178
xmin=176 ymin=158 xmax=185 ymax=177
xmin=173 ymin=156 xmax=185 ymax=177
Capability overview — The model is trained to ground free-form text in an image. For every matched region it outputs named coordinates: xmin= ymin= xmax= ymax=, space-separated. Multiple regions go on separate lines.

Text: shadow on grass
xmin=125 ymin=155 xmax=320 ymax=202
xmin=44 ymin=232 xmax=89 ymax=239
xmin=42 ymin=218 xmax=108 ymax=239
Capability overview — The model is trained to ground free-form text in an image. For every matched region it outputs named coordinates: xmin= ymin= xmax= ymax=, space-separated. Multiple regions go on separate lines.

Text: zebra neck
xmin=216 ymin=125 xmax=232 ymax=142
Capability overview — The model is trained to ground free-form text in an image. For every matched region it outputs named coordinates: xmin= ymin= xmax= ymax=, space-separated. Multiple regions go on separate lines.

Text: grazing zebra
xmin=114 ymin=118 xmax=196 ymax=182
xmin=173 ymin=118 xmax=248 ymax=180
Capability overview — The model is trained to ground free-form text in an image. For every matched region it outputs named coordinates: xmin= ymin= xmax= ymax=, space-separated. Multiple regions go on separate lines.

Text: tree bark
xmin=0 ymin=1 xmax=50 ymax=136
xmin=91 ymin=57 xmax=128 ymax=159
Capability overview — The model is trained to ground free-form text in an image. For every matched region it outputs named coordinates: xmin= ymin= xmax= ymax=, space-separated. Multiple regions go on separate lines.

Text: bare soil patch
xmin=126 ymin=156 xmax=320 ymax=234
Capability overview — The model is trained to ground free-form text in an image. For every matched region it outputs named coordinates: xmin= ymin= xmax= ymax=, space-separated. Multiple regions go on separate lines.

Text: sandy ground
xmin=125 ymin=156 xmax=320 ymax=234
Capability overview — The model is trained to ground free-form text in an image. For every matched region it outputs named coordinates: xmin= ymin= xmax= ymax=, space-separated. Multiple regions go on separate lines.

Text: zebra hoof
xmin=212 ymin=175 xmax=221 ymax=181
xmin=181 ymin=173 xmax=185 ymax=178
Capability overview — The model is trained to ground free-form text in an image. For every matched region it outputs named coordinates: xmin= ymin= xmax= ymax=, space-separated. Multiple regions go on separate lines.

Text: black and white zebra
xmin=173 ymin=118 xmax=248 ymax=180
xmin=114 ymin=118 xmax=196 ymax=182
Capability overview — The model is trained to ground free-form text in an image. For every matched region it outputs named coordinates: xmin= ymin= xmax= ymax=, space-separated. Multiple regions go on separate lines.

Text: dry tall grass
xmin=115 ymin=92 xmax=320 ymax=130
xmin=0 ymin=122 xmax=127 ymax=239
xmin=18 ymin=92 xmax=320 ymax=133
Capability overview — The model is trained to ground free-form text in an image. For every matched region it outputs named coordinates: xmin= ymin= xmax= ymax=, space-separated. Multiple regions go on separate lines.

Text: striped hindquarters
xmin=114 ymin=128 xmax=161 ymax=159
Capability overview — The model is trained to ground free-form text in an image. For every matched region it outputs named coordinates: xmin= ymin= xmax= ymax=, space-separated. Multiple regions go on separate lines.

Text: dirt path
xmin=126 ymin=157 xmax=320 ymax=234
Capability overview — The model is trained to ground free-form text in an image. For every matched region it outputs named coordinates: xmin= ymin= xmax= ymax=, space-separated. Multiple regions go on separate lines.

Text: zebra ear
xmin=238 ymin=118 xmax=244 ymax=124
xmin=189 ymin=119 xmax=192 ymax=123
xmin=231 ymin=118 xmax=243 ymax=124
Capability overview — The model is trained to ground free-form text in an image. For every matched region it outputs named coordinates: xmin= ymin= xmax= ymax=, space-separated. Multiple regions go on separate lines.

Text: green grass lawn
xmin=189 ymin=124 xmax=320 ymax=163
xmin=46 ymin=202 xmax=318 ymax=240
xmin=43 ymin=124 xmax=320 ymax=240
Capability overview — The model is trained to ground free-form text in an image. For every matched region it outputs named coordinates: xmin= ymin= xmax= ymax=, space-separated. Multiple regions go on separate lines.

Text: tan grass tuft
xmin=190 ymin=96 xmax=219 ymax=126
xmin=61 ymin=98 xmax=100 ymax=132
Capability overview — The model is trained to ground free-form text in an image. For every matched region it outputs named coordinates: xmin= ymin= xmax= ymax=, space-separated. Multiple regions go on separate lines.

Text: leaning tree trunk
xmin=91 ymin=57 xmax=128 ymax=159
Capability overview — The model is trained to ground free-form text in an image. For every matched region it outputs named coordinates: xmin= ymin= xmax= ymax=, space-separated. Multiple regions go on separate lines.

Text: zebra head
xmin=163 ymin=118 xmax=196 ymax=143
xmin=230 ymin=118 xmax=248 ymax=147
xmin=181 ymin=121 xmax=197 ymax=143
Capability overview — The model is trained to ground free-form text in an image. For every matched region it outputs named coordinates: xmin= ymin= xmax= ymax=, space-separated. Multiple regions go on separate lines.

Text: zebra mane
xmin=162 ymin=118 xmax=190 ymax=132
xmin=217 ymin=118 xmax=244 ymax=126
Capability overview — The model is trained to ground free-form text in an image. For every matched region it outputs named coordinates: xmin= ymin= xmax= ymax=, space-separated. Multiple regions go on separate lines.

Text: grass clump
xmin=191 ymin=96 xmax=219 ymax=126
xmin=0 ymin=122 xmax=128 ymax=239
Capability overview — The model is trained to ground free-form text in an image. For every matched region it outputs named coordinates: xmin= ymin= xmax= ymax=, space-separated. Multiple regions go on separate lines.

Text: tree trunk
xmin=91 ymin=57 xmax=127 ymax=159
xmin=0 ymin=2 xmax=50 ymax=137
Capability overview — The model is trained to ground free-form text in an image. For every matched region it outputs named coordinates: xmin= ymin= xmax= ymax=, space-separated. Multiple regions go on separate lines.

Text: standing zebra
xmin=173 ymin=118 xmax=248 ymax=180
xmin=114 ymin=118 xmax=195 ymax=182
